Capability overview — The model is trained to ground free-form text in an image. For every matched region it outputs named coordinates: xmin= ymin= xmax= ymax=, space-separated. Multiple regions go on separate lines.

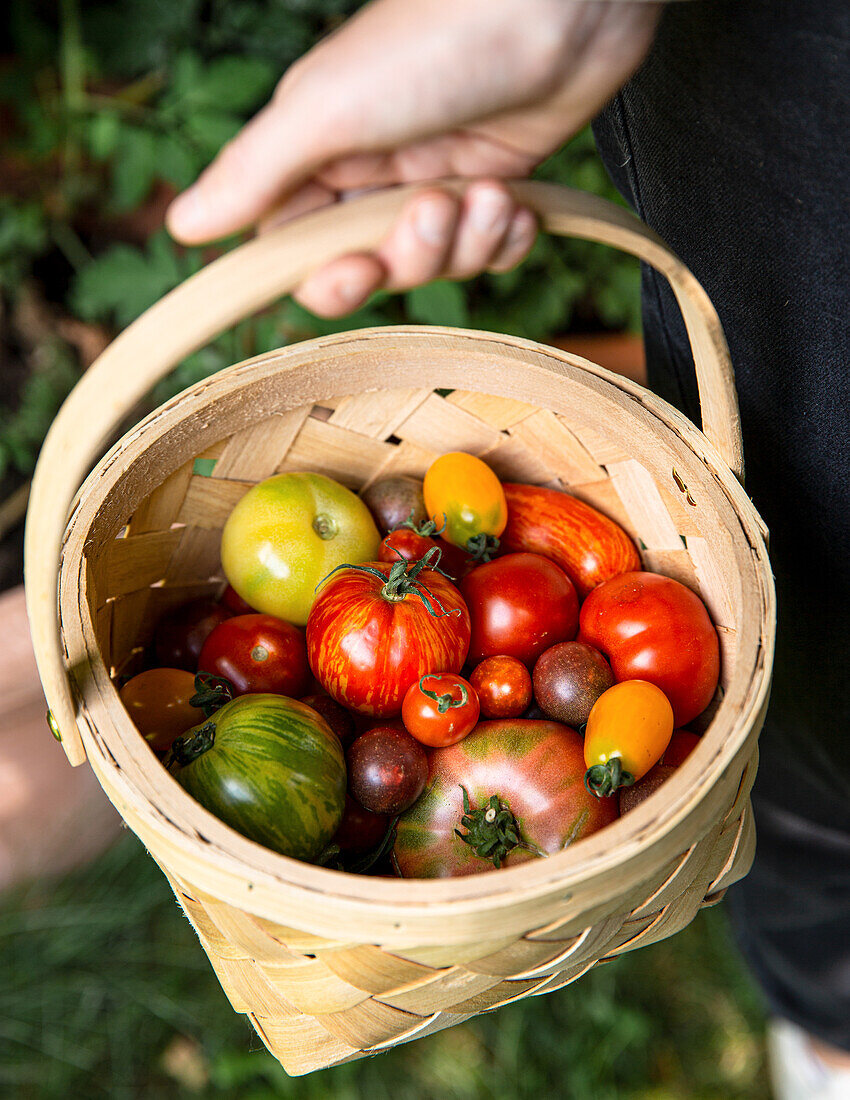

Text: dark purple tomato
xmin=360 ymin=477 xmax=427 ymax=534
xmin=332 ymin=794 xmax=391 ymax=854
xmin=301 ymin=693 xmax=356 ymax=749
xmin=153 ymin=599 xmax=232 ymax=671
xmin=619 ymin=764 xmax=676 ymax=815
xmin=347 ymin=726 xmax=428 ymax=815
xmin=532 ymin=641 xmax=615 ymax=728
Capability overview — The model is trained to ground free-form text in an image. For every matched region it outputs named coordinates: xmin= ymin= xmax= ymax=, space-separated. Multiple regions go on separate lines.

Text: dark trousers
xmin=593 ymin=0 xmax=850 ymax=1051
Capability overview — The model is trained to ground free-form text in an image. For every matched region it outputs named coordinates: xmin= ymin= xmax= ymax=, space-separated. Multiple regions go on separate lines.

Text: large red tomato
xmin=579 ymin=572 xmax=720 ymax=726
xmin=198 ymin=613 xmax=311 ymax=697
xmin=459 ymin=552 xmax=578 ymax=666
xmin=394 ymin=719 xmax=618 ymax=877
xmin=306 ymin=554 xmax=471 ymax=717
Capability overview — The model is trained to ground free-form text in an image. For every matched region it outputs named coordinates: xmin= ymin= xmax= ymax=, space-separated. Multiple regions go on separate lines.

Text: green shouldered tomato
xmin=167 ymin=694 xmax=346 ymax=860
xmin=221 ymin=472 xmax=380 ymax=626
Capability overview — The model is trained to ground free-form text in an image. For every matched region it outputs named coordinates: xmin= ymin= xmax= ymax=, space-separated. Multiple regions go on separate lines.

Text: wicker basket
xmin=25 ymin=182 xmax=774 ymax=1075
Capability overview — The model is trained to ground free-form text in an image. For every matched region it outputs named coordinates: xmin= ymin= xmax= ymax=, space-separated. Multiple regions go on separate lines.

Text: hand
xmin=167 ymin=0 xmax=662 ymax=317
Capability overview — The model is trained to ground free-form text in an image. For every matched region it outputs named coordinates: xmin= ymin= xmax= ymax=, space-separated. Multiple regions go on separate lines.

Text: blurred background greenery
xmin=0 ymin=1 xmax=768 ymax=1096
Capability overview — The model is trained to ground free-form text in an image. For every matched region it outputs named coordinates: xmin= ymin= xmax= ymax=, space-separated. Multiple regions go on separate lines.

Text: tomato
xmin=532 ymin=641 xmax=615 ymax=727
xmin=394 ymin=720 xmax=618 ymax=877
xmin=347 ymin=725 xmax=428 ymax=814
xmin=119 ymin=668 xmax=205 ymax=753
xmin=500 ymin=483 xmax=641 ymax=597
xmin=307 ymin=551 xmax=471 ymax=716
xmin=198 ymin=613 xmax=310 ymax=697
xmin=168 ymin=694 xmax=346 ymax=860
xmin=402 ymin=673 xmax=480 ymax=747
xmin=619 ymin=765 xmax=677 ymax=815
xmin=423 ymin=452 xmax=507 ymax=554
xmin=220 ymin=585 xmax=255 ymax=615
xmin=579 ymin=572 xmax=720 ymax=726
xmin=379 ymin=521 xmax=473 ymax=581
xmin=360 ymin=476 xmax=427 ymax=534
xmin=460 ymin=552 xmax=578 ymax=666
xmin=300 ymin=693 xmax=356 ymax=748
xmin=583 ymin=680 xmax=674 ymax=797
xmin=221 ymin=472 xmax=380 ymax=626
xmin=153 ymin=599 xmax=232 ymax=671
xmin=331 ymin=794 xmax=391 ymax=855
xmin=660 ymin=729 xmax=701 ymax=769
xmin=469 ymin=656 xmax=531 ymax=719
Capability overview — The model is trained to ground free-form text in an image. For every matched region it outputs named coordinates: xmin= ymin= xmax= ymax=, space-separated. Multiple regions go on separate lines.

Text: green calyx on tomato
xmin=419 ymin=675 xmax=469 ymax=713
xmin=319 ymin=545 xmax=461 ymax=618
xmin=455 ymin=786 xmax=546 ymax=868
xmin=189 ymin=671 xmax=233 ymax=717
xmin=465 ymin=533 xmax=500 ymax=562
xmin=584 ymin=757 xmax=635 ymax=799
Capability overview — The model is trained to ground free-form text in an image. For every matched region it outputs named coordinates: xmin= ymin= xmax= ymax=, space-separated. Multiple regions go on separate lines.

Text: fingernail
xmin=413 ymin=198 xmax=454 ymax=246
xmin=507 ymin=209 xmax=535 ymax=245
xmin=470 ymin=188 xmax=511 ymax=234
xmin=337 ymin=280 xmax=362 ymax=304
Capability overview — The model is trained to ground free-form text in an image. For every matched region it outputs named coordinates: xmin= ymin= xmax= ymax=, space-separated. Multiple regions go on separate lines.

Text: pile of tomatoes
xmin=118 ymin=452 xmax=719 ymax=878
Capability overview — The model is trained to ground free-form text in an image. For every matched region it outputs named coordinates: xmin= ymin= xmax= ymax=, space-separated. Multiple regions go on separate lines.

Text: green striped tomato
xmin=168 ymin=694 xmax=346 ymax=861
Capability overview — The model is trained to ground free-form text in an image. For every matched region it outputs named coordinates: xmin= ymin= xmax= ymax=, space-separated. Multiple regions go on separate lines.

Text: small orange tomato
xmin=402 ymin=673 xmax=480 ymax=748
xmin=119 ymin=668 xmax=205 ymax=754
xmin=423 ymin=453 xmax=507 ymax=555
xmin=583 ymin=680 xmax=674 ymax=797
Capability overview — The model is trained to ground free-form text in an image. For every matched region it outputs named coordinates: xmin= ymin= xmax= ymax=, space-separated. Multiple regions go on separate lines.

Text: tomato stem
xmin=466 ymin=533 xmax=500 ymax=562
xmin=395 ymin=511 xmax=448 ymax=539
xmin=584 ymin=757 xmax=635 ymax=798
xmin=190 ymin=672 xmax=233 ymax=717
xmin=317 ymin=548 xmax=462 ymax=618
xmin=455 ymin=786 xmax=547 ymax=867
xmin=165 ymin=720 xmax=216 ymax=769
xmin=419 ymin=676 xmax=468 ymax=712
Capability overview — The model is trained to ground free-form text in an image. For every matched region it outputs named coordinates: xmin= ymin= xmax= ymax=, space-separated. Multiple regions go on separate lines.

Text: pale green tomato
xmin=221 ymin=472 xmax=380 ymax=625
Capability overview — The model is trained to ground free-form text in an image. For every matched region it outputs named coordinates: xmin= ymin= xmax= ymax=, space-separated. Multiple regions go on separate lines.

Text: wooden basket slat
xmin=104 ymin=529 xmax=184 ymax=598
xmin=444 ymin=390 xmax=539 ymax=428
xmin=392 ymin=392 xmax=506 ymax=455
xmin=211 ymin=408 xmax=311 ymax=481
xmin=176 ymin=476 xmax=251 ymax=529
xmin=127 ymin=459 xmax=195 ymax=536
xmin=605 ymin=459 xmax=690 ymax=551
xmin=275 ymin=417 xmax=395 ymax=486
xmin=508 ymin=409 xmax=608 ymax=486
xmin=478 ymin=434 xmax=562 ymax=486
xmin=327 ymin=387 xmax=432 ymax=439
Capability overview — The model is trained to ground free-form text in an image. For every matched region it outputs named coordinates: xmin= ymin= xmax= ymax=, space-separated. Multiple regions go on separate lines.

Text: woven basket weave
xmin=24 ymin=182 xmax=774 ymax=1075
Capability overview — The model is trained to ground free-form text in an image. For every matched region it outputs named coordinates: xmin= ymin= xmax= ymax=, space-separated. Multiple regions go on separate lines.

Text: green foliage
xmin=0 ymin=835 xmax=768 ymax=1098
xmin=0 ymin=342 xmax=79 ymax=480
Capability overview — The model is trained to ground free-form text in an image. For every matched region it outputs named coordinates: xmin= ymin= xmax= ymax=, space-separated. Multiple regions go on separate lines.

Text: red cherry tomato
xmin=153 ymin=599 xmax=231 ymax=671
xmin=402 ymin=673 xmax=480 ymax=747
xmin=119 ymin=668 xmax=204 ymax=753
xmin=579 ymin=572 xmax=720 ymax=726
xmin=347 ymin=726 xmax=429 ymax=814
xmin=379 ymin=526 xmax=473 ymax=582
xmin=469 ymin=656 xmax=532 ymax=719
xmin=459 ymin=552 xmax=579 ymax=666
xmin=220 ymin=584 xmax=255 ymax=615
xmin=198 ymin=613 xmax=310 ymax=697
xmin=660 ymin=729 xmax=701 ymax=769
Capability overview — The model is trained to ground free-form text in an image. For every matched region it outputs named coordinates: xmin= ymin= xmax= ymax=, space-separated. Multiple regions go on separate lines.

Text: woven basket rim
xmin=57 ymin=326 xmax=775 ymax=936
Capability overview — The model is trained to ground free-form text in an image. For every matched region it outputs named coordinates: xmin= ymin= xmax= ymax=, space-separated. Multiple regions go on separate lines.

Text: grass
xmin=0 ymin=834 xmax=770 ymax=1099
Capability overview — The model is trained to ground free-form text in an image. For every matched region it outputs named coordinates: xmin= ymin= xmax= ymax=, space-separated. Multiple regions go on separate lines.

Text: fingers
xmin=294 ymin=253 xmax=386 ymax=316
xmin=291 ymin=182 xmax=536 ymax=318
xmin=487 ymin=208 xmax=538 ymax=273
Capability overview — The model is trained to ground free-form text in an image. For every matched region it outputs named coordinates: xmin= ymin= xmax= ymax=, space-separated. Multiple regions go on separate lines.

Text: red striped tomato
xmin=500 ymin=483 xmax=641 ymax=597
xmin=306 ymin=553 xmax=471 ymax=717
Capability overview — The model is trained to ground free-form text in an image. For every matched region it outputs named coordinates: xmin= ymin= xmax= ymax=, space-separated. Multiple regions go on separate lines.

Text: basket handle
xmin=25 ymin=179 xmax=741 ymax=764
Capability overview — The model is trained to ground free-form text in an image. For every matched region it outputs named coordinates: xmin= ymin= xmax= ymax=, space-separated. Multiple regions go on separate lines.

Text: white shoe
xmin=768 ymin=1018 xmax=850 ymax=1100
